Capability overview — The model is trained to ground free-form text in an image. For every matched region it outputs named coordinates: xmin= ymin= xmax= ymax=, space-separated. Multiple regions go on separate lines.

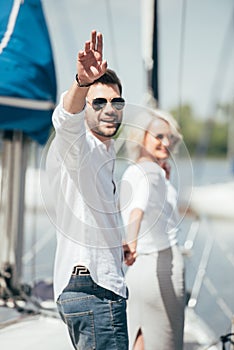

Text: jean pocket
xmin=57 ymin=295 xmax=96 ymax=350
xmin=65 ymin=310 xmax=96 ymax=350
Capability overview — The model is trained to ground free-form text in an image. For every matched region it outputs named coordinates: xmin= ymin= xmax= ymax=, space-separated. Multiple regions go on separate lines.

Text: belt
xmin=72 ymin=265 xmax=90 ymax=276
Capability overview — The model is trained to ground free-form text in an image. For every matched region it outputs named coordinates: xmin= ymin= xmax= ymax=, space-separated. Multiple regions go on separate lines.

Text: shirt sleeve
xmin=51 ymin=92 xmax=87 ymax=164
xmin=120 ymin=166 xmax=150 ymax=213
xmin=131 ymin=175 xmax=149 ymax=212
xmin=52 ymin=91 xmax=86 ymax=134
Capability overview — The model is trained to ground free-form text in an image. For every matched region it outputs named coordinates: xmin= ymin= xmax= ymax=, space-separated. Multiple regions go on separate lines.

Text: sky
xmin=42 ymin=0 xmax=234 ymax=119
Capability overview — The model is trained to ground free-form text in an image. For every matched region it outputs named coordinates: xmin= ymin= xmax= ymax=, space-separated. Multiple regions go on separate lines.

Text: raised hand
xmin=77 ymin=30 xmax=108 ymax=86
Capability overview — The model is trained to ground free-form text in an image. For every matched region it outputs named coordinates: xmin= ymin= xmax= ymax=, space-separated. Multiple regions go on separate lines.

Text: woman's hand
xmin=158 ymin=160 xmax=171 ymax=179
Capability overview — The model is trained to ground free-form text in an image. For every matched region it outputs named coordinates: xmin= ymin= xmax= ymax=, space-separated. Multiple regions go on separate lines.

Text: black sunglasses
xmin=87 ymin=97 xmax=125 ymax=111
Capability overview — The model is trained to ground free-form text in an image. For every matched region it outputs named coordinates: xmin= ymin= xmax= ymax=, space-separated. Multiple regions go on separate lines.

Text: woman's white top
xmin=46 ymin=93 xmax=126 ymax=301
xmin=120 ymin=161 xmax=179 ymax=254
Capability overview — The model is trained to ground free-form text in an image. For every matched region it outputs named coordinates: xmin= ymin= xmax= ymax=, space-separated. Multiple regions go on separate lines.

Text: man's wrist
xmin=75 ymin=74 xmax=94 ymax=88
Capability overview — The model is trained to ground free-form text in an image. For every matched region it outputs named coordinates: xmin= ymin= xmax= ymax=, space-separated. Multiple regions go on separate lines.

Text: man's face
xmin=85 ymin=83 xmax=124 ymax=141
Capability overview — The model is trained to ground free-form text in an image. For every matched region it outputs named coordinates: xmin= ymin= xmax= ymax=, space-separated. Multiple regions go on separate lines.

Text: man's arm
xmin=63 ymin=30 xmax=107 ymax=114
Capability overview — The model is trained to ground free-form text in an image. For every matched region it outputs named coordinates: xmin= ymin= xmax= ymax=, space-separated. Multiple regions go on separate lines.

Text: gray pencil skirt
xmin=125 ymin=244 xmax=185 ymax=350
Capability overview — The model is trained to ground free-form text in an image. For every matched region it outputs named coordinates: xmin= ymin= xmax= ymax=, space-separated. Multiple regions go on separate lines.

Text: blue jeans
xmin=57 ymin=274 xmax=128 ymax=350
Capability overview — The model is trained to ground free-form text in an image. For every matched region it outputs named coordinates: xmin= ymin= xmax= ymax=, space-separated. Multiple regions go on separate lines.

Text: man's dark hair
xmin=94 ymin=69 xmax=122 ymax=95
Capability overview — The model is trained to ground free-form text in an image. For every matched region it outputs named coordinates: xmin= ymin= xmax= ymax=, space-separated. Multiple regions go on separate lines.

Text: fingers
xmin=90 ymin=30 xmax=96 ymax=50
xmin=78 ymin=50 xmax=84 ymax=59
xmin=100 ymin=60 xmax=108 ymax=72
xmin=83 ymin=30 xmax=96 ymax=53
xmin=124 ymin=254 xmax=136 ymax=266
xmin=77 ymin=30 xmax=107 ymax=79
xmin=90 ymin=30 xmax=102 ymax=53
xmin=84 ymin=41 xmax=91 ymax=52
xmin=124 ymin=247 xmax=137 ymax=266
xmin=84 ymin=30 xmax=103 ymax=53
xmin=96 ymin=32 xmax=103 ymax=54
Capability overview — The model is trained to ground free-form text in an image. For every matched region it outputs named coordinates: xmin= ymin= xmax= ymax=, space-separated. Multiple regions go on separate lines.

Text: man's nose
xmin=103 ymin=101 xmax=115 ymax=112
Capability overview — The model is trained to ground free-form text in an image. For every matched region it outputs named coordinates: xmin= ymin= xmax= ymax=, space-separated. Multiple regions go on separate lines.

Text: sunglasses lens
xmin=156 ymin=134 xmax=164 ymax=140
xmin=111 ymin=98 xmax=125 ymax=110
xmin=92 ymin=98 xmax=107 ymax=111
xmin=91 ymin=97 xmax=125 ymax=111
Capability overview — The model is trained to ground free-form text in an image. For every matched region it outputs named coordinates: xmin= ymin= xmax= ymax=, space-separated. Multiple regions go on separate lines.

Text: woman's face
xmin=143 ymin=119 xmax=172 ymax=160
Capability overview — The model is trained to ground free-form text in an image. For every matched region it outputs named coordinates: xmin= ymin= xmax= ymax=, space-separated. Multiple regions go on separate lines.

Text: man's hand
xmin=77 ymin=30 xmax=107 ymax=86
xmin=123 ymin=242 xmax=137 ymax=266
xmin=64 ymin=30 xmax=107 ymax=113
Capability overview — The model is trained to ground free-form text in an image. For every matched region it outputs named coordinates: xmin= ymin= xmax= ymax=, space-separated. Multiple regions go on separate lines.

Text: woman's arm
xmin=124 ymin=208 xmax=144 ymax=266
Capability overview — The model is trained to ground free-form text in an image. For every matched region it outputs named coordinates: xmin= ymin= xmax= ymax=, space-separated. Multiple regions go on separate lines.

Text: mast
xmin=151 ymin=0 xmax=159 ymax=103
xmin=0 ymin=131 xmax=28 ymax=287
xmin=141 ymin=0 xmax=159 ymax=107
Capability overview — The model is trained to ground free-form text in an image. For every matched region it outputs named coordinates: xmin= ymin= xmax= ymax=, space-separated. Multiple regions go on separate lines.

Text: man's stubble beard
xmin=92 ymin=122 xmax=122 ymax=139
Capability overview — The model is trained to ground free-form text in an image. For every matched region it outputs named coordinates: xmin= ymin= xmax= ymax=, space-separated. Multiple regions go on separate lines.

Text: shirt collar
xmin=86 ymin=128 xmax=115 ymax=155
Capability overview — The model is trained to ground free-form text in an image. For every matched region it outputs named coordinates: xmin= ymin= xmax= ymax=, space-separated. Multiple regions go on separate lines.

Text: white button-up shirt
xmin=46 ymin=93 xmax=126 ymax=301
xmin=120 ymin=161 xmax=179 ymax=254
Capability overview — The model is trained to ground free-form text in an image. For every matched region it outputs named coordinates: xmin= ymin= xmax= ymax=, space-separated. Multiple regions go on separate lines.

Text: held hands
xmin=123 ymin=242 xmax=137 ymax=266
xmin=77 ymin=30 xmax=108 ymax=86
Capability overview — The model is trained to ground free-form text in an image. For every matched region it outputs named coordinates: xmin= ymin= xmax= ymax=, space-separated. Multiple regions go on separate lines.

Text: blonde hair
xmin=121 ymin=108 xmax=182 ymax=162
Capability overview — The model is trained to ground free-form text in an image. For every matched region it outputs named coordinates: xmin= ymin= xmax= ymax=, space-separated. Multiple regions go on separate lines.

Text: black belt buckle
xmin=72 ymin=265 xmax=90 ymax=276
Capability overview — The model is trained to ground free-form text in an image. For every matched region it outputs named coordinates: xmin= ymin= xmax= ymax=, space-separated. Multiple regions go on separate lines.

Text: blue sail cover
xmin=0 ymin=0 xmax=57 ymax=145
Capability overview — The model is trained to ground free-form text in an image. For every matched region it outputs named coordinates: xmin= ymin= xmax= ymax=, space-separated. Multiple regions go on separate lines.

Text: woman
xmin=120 ymin=109 xmax=185 ymax=350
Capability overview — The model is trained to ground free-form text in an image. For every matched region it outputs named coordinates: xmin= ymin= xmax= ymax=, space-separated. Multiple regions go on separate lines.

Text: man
xmin=46 ymin=30 xmax=134 ymax=350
